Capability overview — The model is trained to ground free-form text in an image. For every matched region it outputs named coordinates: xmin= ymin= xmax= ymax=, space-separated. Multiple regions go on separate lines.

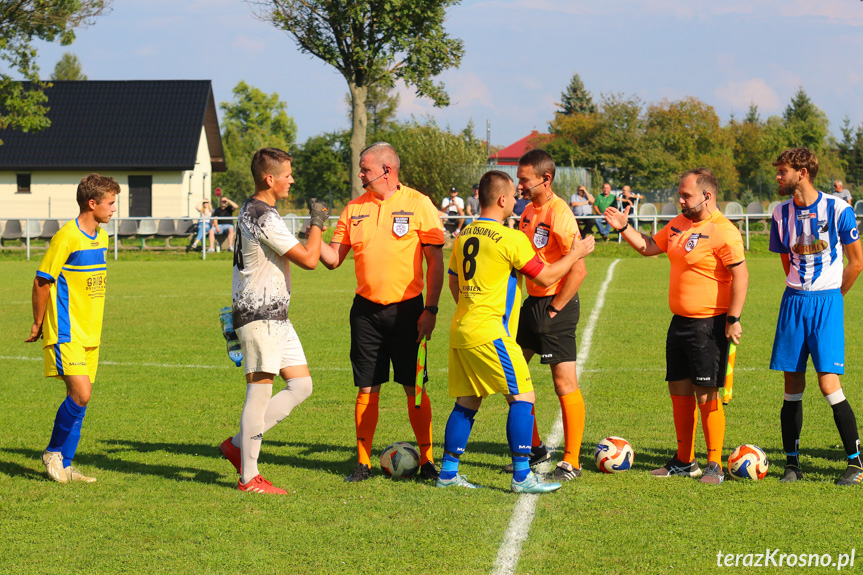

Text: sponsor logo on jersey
xmin=818 ymin=220 xmax=829 ymax=233
xmin=533 ymin=225 xmax=550 ymax=249
xmin=685 ymin=233 xmax=701 ymax=252
xmin=796 ymin=210 xmax=816 ymax=220
xmin=393 ymin=217 xmax=409 ymax=237
xmin=792 ymin=234 xmax=828 ymax=255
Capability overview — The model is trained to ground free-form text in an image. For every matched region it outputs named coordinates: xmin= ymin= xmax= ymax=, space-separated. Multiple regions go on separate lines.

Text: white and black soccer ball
xmin=727 ymin=444 xmax=769 ymax=480
xmin=380 ymin=442 xmax=420 ymax=479
xmin=594 ymin=436 xmax=634 ymax=473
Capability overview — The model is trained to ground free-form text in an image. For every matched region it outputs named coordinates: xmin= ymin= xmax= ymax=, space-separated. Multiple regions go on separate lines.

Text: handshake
xmin=307 ymin=198 xmax=329 ymax=230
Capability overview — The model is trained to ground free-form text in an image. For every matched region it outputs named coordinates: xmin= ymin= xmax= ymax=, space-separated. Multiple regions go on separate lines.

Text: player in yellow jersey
xmin=26 ymin=174 xmax=119 ymax=484
xmin=437 ymin=170 xmax=595 ymax=492
xmin=513 ymin=149 xmax=590 ymax=482
xmin=319 ymin=142 xmax=445 ymax=482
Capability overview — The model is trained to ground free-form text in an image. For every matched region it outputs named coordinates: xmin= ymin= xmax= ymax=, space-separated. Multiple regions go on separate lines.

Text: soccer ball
xmin=594 ymin=436 xmax=634 ymax=473
xmin=380 ymin=442 xmax=420 ymax=479
xmin=727 ymin=444 xmax=769 ymax=480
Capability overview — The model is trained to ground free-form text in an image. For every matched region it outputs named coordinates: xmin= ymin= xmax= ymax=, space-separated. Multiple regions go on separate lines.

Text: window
xmin=16 ymin=174 xmax=31 ymax=194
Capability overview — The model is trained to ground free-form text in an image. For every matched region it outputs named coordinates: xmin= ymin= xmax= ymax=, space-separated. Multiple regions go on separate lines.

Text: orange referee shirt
xmin=332 ymin=185 xmax=445 ymax=305
xmin=653 ymin=210 xmax=745 ymax=318
xmin=519 ymin=194 xmax=581 ymax=298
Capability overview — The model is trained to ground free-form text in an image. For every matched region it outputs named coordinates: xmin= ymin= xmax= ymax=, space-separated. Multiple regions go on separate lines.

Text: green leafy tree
xmin=253 ymin=0 xmax=464 ymax=199
xmin=51 ymin=52 xmax=87 ymax=80
xmin=213 ymin=81 xmax=298 ymax=201
xmin=381 ymin=117 xmax=485 ymax=205
xmin=556 ymin=72 xmax=596 ymax=116
xmin=725 ymin=104 xmax=771 ymax=197
xmin=0 ymin=1 xmax=109 ymax=144
xmin=839 ymin=116 xmax=863 ymax=193
xmin=782 ymin=87 xmax=830 ymax=151
xmin=344 ymin=83 xmax=400 ymax=140
xmin=290 ymin=131 xmax=351 ymax=207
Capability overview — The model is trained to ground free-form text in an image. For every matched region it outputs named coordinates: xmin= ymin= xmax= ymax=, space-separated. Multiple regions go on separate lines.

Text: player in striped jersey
xmin=26 ymin=174 xmax=119 ymax=484
xmin=769 ymin=147 xmax=863 ymax=485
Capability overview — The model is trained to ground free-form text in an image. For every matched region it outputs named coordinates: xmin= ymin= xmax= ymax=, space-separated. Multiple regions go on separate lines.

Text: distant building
xmin=489 ymin=130 xmax=553 ymax=165
xmin=0 ymin=80 xmax=226 ymax=218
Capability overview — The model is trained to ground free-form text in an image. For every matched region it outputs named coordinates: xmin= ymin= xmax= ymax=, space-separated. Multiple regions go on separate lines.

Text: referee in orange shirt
xmin=319 ymin=142 xmax=445 ymax=482
xmin=604 ymin=168 xmax=748 ymax=485
xmin=513 ymin=149 xmax=589 ymax=482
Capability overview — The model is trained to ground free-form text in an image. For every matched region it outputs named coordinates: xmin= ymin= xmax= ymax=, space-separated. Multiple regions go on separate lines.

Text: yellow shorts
xmin=448 ymin=338 xmax=533 ymax=398
xmin=44 ymin=343 xmax=99 ymax=382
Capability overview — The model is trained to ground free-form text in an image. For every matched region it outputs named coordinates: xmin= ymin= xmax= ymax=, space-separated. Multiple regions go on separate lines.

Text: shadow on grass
xmin=0 ymin=449 xmax=50 ymax=481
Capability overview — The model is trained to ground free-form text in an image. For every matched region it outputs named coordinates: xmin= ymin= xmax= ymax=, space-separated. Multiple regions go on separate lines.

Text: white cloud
xmin=232 ymin=35 xmax=265 ymax=53
xmin=780 ymin=0 xmax=863 ymax=26
xmin=714 ymin=78 xmax=781 ymax=114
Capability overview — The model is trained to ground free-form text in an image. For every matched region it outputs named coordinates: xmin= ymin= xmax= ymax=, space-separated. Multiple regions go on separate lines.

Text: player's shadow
xmin=262 ymin=439 xmax=380 ymax=476
xmin=0 ymin=449 xmax=52 ymax=481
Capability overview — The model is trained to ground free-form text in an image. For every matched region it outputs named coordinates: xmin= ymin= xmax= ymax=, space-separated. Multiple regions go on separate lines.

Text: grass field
xmin=2 ymin=241 xmax=862 ymax=574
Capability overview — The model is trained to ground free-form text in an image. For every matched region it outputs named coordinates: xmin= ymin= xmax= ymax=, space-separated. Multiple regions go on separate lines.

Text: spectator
xmin=833 ymin=180 xmax=853 ymax=205
xmin=508 ymin=194 xmax=530 ymax=229
xmin=441 ymin=186 xmax=465 ymax=237
xmin=570 ymin=185 xmax=595 ymax=236
xmin=466 ymin=183 xmax=480 ymax=221
xmin=592 ymin=183 xmax=617 ymax=240
xmin=208 ymin=196 xmax=239 ymax=253
xmin=190 ymin=200 xmax=214 ymax=251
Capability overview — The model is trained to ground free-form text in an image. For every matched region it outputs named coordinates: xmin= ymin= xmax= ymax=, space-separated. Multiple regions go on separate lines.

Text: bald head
xmin=360 ymin=142 xmax=400 ymax=172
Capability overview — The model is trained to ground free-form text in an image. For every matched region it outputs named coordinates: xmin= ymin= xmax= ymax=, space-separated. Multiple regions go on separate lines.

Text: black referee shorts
xmin=516 ymin=294 xmax=579 ymax=364
xmin=349 ymin=294 xmax=422 ymax=388
xmin=665 ymin=314 xmax=730 ymax=387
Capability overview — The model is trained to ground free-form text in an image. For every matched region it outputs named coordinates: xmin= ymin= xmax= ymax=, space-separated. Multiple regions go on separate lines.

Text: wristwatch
xmin=424 ymin=305 xmax=438 ymax=315
xmin=726 ymin=315 xmax=740 ymax=325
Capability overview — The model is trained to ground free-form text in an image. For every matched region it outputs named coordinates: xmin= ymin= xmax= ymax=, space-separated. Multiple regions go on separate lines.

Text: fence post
xmin=26 ymin=218 xmax=31 ymax=261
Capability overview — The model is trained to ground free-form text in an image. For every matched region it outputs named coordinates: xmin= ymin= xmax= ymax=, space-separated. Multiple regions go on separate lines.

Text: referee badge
xmin=684 ymin=233 xmax=701 ymax=252
xmin=533 ymin=226 xmax=550 ymax=249
xmin=393 ymin=216 xmax=409 ymax=237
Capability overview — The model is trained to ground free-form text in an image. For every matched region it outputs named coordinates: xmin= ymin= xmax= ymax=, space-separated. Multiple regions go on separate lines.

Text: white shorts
xmin=236 ymin=319 xmax=307 ymax=376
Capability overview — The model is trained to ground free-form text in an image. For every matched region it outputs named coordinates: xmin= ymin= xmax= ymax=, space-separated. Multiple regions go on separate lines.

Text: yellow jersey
xmin=448 ymin=218 xmax=544 ymax=348
xmin=36 ymin=218 xmax=108 ymax=347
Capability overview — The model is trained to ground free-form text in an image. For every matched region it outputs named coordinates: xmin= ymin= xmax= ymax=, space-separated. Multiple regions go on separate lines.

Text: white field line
xmin=491 ymin=259 xmax=620 ymax=575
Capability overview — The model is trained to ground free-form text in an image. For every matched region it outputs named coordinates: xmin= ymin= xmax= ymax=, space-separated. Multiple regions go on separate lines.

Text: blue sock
xmin=440 ymin=403 xmax=476 ymax=480
xmin=61 ymin=406 xmax=87 ymax=468
xmin=508 ymin=401 xmax=534 ymax=482
xmin=47 ymin=396 xmax=86 ymax=458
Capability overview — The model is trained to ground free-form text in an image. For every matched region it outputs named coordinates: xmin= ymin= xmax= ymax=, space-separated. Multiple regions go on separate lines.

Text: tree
xmin=381 ymin=117 xmax=485 ymax=205
xmin=213 ymin=81 xmax=298 ymax=201
xmin=0 ymin=1 xmax=110 ymax=144
xmin=290 ymin=131 xmax=351 ymax=207
xmin=51 ymin=52 xmax=87 ymax=80
xmin=344 ymin=83 xmax=400 ymax=139
xmin=556 ymin=72 xmax=596 ymax=116
xmin=253 ymin=0 xmax=464 ymax=199
xmin=840 ymin=116 xmax=863 ymax=191
xmin=782 ymin=87 xmax=830 ymax=151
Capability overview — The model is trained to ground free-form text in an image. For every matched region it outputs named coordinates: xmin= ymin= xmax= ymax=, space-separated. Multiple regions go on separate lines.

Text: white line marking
xmin=491 ymin=259 xmax=620 ymax=575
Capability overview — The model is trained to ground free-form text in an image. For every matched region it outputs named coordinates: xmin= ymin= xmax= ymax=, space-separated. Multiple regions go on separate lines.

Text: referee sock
xmin=699 ymin=398 xmax=725 ymax=467
xmin=559 ymin=390 xmax=585 ymax=469
xmin=826 ymin=391 xmax=863 ymax=468
xmin=47 ymin=396 xmax=86 ymax=456
xmin=671 ymin=395 xmax=697 ymax=463
xmin=239 ymin=383 xmax=272 ymax=485
xmin=440 ymin=403 xmax=477 ymax=481
xmin=231 ymin=377 xmax=314 ymax=448
xmin=407 ymin=390 xmax=434 ymax=465
xmin=781 ymin=394 xmax=803 ymax=469
xmin=508 ymin=401 xmax=534 ymax=482
xmin=355 ymin=392 xmax=379 ymax=467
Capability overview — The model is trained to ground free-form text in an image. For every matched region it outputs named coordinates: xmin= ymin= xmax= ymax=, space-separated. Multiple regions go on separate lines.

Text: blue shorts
xmin=770 ymin=287 xmax=845 ymax=374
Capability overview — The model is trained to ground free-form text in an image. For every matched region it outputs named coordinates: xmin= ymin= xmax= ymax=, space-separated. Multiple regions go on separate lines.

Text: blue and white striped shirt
xmin=769 ymin=191 xmax=859 ymax=291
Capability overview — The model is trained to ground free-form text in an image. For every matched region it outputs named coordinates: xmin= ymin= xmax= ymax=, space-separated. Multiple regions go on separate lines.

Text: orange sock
xmin=699 ymin=398 xmax=725 ymax=466
xmin=530 ymin=404 xmax=542 ymax=448
xmin=671 ymin=394 xmax=697 ymax=463
xmin=407 ymin=391 xmax=434 ymax=465
xmin=355 ymin=392 xmax=379 ymax=467
xmin=559 ymin=389 xmax=585 ymax=468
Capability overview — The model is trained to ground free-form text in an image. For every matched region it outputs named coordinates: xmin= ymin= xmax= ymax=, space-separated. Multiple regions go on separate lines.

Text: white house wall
xmin=0 ymin=127 xmax=215 ymax=219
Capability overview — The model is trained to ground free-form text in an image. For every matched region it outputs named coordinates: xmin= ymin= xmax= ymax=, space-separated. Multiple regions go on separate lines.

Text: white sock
xmin=232 ymin=377 xmax=313 ymax=447
xmin=239 ymin=383 xmax=272 ymax=484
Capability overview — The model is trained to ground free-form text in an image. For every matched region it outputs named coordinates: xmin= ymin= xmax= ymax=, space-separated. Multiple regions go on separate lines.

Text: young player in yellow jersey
xmin=437 ymin=170 xmax=595 ymax=492
xmin=26 ymin=174 xmax=119 ymax=484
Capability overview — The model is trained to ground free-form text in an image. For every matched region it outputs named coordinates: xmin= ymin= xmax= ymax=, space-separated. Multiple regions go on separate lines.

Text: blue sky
xmin=33 ymin=0 xmax=863 ymax=148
